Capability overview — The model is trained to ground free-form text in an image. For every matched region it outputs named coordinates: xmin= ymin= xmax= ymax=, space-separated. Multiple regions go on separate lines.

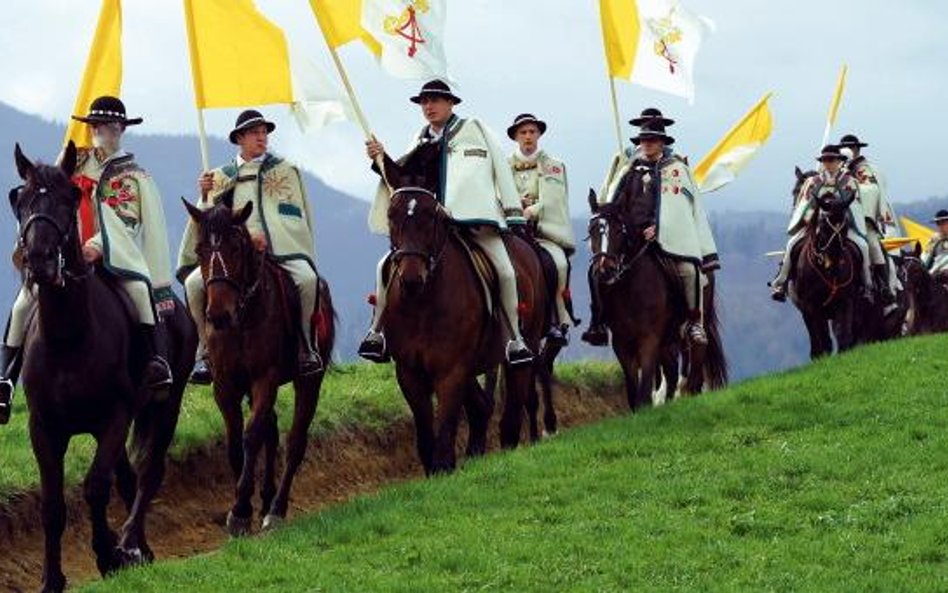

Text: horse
xmin=11 ymin=142 xmax=196 ymax=593
xmin=380 ymin=185 xmax=547 ymax=474
xmin=900 ymin=250 xmax=948 ymax=335
xmin=182 ymin=191 xmax=336 ymax=536
xmin=788 ymin=186 xmax=865 ymax=358
xmin=586 ymin=180 xmax=727 ymax=409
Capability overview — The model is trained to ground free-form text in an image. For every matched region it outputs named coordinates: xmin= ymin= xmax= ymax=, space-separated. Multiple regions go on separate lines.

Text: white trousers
xmin=774 ymin=229 xmax=873 ymax=289
xmin=536 ymin=238 xmax=571 ymax=327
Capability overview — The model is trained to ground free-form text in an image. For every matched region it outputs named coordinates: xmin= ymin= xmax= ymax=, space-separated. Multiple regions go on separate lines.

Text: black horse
xmin=11 ymin=142 xmax=196 ymax=593
xmin=901 ymin=249 xmax=948 ymax=335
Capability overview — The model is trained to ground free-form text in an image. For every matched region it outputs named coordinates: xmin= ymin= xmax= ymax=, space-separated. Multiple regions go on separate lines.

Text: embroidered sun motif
xmin=262 ymin=170 xmax=293 ymax=200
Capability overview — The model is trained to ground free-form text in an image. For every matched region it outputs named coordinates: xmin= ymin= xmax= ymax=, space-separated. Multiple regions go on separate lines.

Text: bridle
xmin=13 ymin=183 xmax=90 ymax=287
xmin=589 ymin=211 xmax=650 ymax=284
xmin=202 ymin=228 xmax=266 ymax=315
xmin=389 ymin=187 xmax=450 ymax=276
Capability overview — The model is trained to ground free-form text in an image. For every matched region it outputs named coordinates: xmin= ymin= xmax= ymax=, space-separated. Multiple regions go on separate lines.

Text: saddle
xmin=521 ymin=224 xmax=580 ymax=327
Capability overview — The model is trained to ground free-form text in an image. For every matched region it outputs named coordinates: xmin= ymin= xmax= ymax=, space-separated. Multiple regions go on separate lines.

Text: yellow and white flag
xmin=820 ymin=64 xmax=847 ymax=147
xmin=694 ymin=93 xmax=774 ymax=193
xmin=183 ymin=0 xmax=351 ymax=132
xmin=362 ymin=0 xmax=449 ymax=80
xmin=309 ymin=0 xmax=381 ymax=54
xmin=600 ymin=0 xmax=712 ymax=103
xmin=901 ymin=216 xmax=937 ymax=244
xmin=64 ymin=0 xmax=122 ymax=148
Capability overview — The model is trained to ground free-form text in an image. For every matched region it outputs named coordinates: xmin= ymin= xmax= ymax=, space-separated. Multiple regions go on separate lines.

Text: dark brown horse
xmin=900 ymin=251 xmax=948 ymax=335
xmin=183 ymin=191 xmax=335 ymax=535
xmin=381 ymin=186 xmax=547 ymax=474
xmin=11 ymin=142 xmax=196 ymax=593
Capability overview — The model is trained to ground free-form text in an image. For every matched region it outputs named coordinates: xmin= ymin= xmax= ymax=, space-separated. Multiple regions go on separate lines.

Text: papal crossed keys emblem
xmin=384 ymin=0 xmax=430 ymax=58
xmin=645 ymin=6 xmax=684 ymax=74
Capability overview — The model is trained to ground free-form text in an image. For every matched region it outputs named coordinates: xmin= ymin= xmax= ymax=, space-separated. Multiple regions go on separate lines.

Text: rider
xmin=840 ymin=134 xmax=898 ymax=303
xmin=922 ymin=209 xmax=948 ymax=276
xmin=1 ymin=96 xmax=174 ymax=423
xmin=358 ymin=80 xmax=533 ymax=366
xmin=583 ymin=108 xmax=719 ymax=346
xmin=771 ymin=144 xmax=874 ymax=302
xmin=178 ymin=109 xmax=323 ymax=383
xmin=507 ymin=113 xmax=576 ymax=346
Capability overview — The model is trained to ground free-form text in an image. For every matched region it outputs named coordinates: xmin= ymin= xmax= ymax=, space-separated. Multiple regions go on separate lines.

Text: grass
xmin=79 ymin=335 xmax=948 ymax=593
xmin=0 ymin=361 xmax=618 ymax=502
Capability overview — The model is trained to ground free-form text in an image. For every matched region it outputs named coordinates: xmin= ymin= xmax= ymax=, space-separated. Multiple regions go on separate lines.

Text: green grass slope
xmin=82 ymin=336 xmax=948 ymax=593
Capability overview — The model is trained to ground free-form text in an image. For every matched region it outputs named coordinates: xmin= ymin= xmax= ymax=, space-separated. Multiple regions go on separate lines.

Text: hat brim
xmin=631 ymin=132 xmax=674 ymax=146
xmin=507 ymin=119 xmax=547 ymax=140
xmin=630 ymin=116 xmax=675 ymax=127
xmin=932 ymin=217 xmax=948 ymax=224
xmin=229 ymin=120 xmax=276 ymax=144
xmin=410 ymin=91 xmax=462 ymax=105
xmin=816 ymin=154 xmax=847 ymax=162
xmin=840 ymin=141 xmax=869 ymax=149
xmin=71 ymin=115 xmax=143 ymax=126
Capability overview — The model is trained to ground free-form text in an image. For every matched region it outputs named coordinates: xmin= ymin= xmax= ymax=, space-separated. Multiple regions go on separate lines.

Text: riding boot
xmin=546 ymin=324 xmax=569 ymax=347
xmin=873 ymin=264 xmax=896 ymax=305
xmin=139 ymin=324 xmax=173 ymax=395
xmin=298 ymin=331 xmax=324 ymax=377
xmin=189 ymin=352 xmax=213 ymax=385
xmin=580 ymin=267 xmax=609 ymax=347
xmin=686 ymin=310 xmax=708 ymax=346
xmin=0 ymin=346 xmax=23 ymax=425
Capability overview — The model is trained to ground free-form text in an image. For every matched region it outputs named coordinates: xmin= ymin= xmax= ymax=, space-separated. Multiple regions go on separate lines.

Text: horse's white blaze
xmin=407 ymin=198 xmax=418 ymax=217
xmin=599 ymin=218 xmax=609 ymax=254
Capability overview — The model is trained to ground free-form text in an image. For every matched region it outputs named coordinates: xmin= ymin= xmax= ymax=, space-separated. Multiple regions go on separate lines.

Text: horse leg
xmin=834 ymin=302 xmax=857 ymax=352
xmin=85 ymin=407 xmax=133 ymax=576
xmin=214 ymin=388 xmax=245 ymax=483
xmin=396 ymin=366 xmax=435 ymax=475
xmin=801 ymin=309 xmax=831 ymax=359
xmin=229 ymin=374 xmax=279 ymax=536
xmin=114 ymin=447 xmax=137 ymax=513
xmin=266 ymin=374 xmax=323 ymax=529
xmin=540 ymin=343 xmax=559 ymax=436
xmin=430 ymin=372 xmax=468 ymax=473
xmin=31 ymin=422 xmax=69 ymax=593
xmin=661 ymin=345 xmax=679 ymax=402
xmin=499 ymin=363 xmax=532 ymax=449
xmin=636 ymin=339 xmax=661 ymax=408
xmin=613 ymin=342 xmax=642 ymax=411
xmin=525 ymin=368 xmax=541 ymax=444
xmin=259 ymin=409 xmax=279 ymax=520
xmin=462 ymin=378 xmax=493 ymax=458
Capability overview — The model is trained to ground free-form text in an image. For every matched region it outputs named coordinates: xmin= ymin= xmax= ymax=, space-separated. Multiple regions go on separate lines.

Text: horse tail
xmin=317 ymin=277 xmax=337 ymax=369
xmin=702 ymin=274 xmax=728 ymax=389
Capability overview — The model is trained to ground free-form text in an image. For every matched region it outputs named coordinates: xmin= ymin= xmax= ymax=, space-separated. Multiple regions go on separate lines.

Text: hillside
xmin=81 ymin=334 xmax=948 ymax=593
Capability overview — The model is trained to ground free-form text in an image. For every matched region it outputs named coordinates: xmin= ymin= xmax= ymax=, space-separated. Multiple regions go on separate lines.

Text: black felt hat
xmin=229 ymin=110 xmax=276 ymax=144
xmin=71 ymin=96 xmax=142 ymax=126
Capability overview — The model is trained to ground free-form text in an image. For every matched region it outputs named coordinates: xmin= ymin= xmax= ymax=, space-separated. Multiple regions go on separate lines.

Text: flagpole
xmin=195 ymin=107 xmax=210 ymax=173
xmin=608 ymin=75 xmax=624 ymax=154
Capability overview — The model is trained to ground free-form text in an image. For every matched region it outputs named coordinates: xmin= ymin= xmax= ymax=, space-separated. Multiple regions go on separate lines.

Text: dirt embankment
xmin=0 ymin=381 xmax=628 ymax=592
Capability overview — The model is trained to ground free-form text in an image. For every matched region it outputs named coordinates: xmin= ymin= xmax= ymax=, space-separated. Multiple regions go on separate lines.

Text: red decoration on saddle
xmin=517 ymin=302 xmax=530 ymax=315
xmin=367 ymin=293 xmax=378 ymax=306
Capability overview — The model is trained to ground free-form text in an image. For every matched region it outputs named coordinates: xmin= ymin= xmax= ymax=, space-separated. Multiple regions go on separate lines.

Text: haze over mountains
xmin=1 ymin=103 xmax=944 ymax=380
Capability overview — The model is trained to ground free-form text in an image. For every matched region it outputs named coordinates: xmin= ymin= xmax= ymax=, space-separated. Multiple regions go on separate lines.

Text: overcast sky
xmin=1 ymin=0 xmax=946 ymax=214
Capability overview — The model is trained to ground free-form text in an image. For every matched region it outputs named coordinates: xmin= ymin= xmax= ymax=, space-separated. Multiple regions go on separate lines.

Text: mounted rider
xmin=770 ymin=144 xmax=874 ymax=302
xmin=1 ymin=96 xmax=174 ymax=424
xmin=358 ymin=80 xmax=534 ymax=366
xmin=840 ymin=134 xmax=898 ymax=303
xmin=506 ymin=113 xmax=576 ymax=346
xmin=178 ymin=110 xmax=323 ymax=383
xmin=583 ymin=108 xmax=720 ymax=346
xmin=922 ymin=209 xmax=948 ymax=276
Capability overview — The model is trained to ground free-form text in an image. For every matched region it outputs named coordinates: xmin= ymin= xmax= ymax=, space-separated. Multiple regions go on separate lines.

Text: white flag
xmin=287 ymin=44 xmax=354 ymax=134
xmin=626 ymin=0 xmax=713 ymax=103
xmin=362 ymin=0 xmax=448 ymax=80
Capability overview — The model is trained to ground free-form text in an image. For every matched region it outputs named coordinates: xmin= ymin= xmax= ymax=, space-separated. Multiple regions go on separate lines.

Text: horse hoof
xmin=262 ymin=514 xmax=284 ymax=532
xmin=115 ymin=546 xmax=146 ymax=568
xmin=226 ymin=511 xmax=252 ymax=537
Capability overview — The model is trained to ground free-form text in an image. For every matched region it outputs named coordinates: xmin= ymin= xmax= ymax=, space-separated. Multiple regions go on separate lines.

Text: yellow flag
xmin=183 ymin=0 xmax=293 ymax=109
xmin=599 ymin=0 xmax=640 ymax=79
xmin=901 ymin=216 xmax=937 ymax=246
xmin=309 ymin=0 xmax=381 ymax=55
xmin=694 ymin=93 xmax=774 ymax=193
xmin=64 ymin=0 xmax=122 ymax=148
xmin=881 ymin=237 xmax=919 ymax=252
xmin=826 ymin=64 xmax=847 ymax=127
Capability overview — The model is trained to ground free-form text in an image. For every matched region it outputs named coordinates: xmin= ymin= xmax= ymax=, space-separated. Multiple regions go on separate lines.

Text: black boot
xmin=546 ymin=324 xmax=569 ymax=347
xmin=580 ymin=267 xmax=609 ymax=347
xmin=0 ymin=345 xmax=22 ymax=425
xmin=873 ymin=264 xmax=896 ymax=305
xmin=298 ymin=330 xmax=324 ymax=377
xmin=139 ymin=324 xmax=172 ymax=395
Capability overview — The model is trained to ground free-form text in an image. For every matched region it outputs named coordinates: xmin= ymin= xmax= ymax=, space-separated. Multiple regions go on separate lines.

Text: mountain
xmin=1 ymin=103 xmax=945 ymax=380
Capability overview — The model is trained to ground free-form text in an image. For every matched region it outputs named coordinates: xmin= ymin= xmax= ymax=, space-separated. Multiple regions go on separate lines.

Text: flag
xmin=826 ymin=64 xmax=847 ymax=128
xmin=309 ymin=0 xmax=381 ymax=54
xmin=183 ymin=0 xmax=350 ymax=132
xmin=694 ymin=93 xmax=774 ymax=193
xmin=64 ymin=0 xmax=122 ymax=148
xmin=901 ymin=216 xmax=937 ymax=246
xmin=600 ymin=0 xmax=712 ymax=103
xmin=362 ymin=0 xmax=449 ymax=80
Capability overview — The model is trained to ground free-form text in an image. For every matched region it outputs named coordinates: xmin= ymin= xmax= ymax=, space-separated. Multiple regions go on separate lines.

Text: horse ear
xmin=588 ymin=188 xmax=599 ymax=214
xmin=59 ymin=141 xmax=78 ymax=178
xmin=794 ymin=166 xmax=804 ymax=181
xmin=14 ymin=143 xmax=34 ymax=181
xmin=913 ymin=240 xmax=923 ymax=259
xmin=234 ymin=201 xmax=254 ymax=226
xmin=181 ymin=197 xmax=204 ymax=224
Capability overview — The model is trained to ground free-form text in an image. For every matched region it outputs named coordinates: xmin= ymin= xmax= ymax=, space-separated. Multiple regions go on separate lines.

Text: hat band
xmin=418 ymin=89 xmax=456 ymax=97
xmin=514 ymin=117 xmax=540 ymax=126
xmin=89 ymin=109 xmax=126 ymax=118
xmin=235 ymin=116 xmax=267 ymax=130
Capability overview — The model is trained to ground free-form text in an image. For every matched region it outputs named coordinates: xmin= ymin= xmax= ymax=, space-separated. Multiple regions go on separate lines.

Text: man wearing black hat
xmin=177 ymin=109 xmax=323 ymax=381
xmin=922 ymin=210 xmax=948 ymax=276
xmin=840 ymin=134 xmax=898 ymax=303
xmin=0 ymin=96 xmax=174 ymax=419
xmin=771 ymin=145 xmax=874 ymax=302
xmin=359 ymin=80 xmax=533 ymax=365
xmin=585 ymin=109 xmax=719 ymax=346
xmin=507 ymin=113 xmax=576 ymax=345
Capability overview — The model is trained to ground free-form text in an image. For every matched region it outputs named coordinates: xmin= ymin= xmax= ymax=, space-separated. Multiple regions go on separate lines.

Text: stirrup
xmin=0 ymin=379 xmax=13 ymax=425
xmin=581 ymin=325 xmax=609 ymax=347
xmin=506 ymin=340 xmax=534 ymax=366
xmin=687 ymin=323 xmax=708 ymax=346
xmin=298 ymin=350 xmax=325 ymax=376
xmin=771 ymin=286 xmax=787 ymax=302
xmin=189 ymin=358 xmax=213 ymax=385
xmin=146 ymin=356 xmax=173 ymax=389
xmin=546 ymin=324 xmax=569 ymax=347
xmin=358 ymin=331 xmax=390 ymax=364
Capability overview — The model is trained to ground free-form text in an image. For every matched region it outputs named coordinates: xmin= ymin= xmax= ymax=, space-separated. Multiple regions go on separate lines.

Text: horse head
xmin=792 ymin=166 xmax=817 ymax=206
xmin=182 ymin=188 xmax=255 ymax=329
xmin=387 ymin=180 xmax=449 ymax=298
xmin=11 ymin=141 xmax=82 ymax=287
xmin=587 ymin=189 xmax=644 ymax=285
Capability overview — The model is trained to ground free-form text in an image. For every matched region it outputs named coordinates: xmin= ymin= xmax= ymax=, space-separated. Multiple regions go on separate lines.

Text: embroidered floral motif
xmin=263 ymin=170 xmax=293 ymax=200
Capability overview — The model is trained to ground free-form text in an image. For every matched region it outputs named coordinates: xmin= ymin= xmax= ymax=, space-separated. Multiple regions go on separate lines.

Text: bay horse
xmin=586 ymin=190 xmax=724 ymax=410
xmin=900 ymin=250 xmax=948 ymax=335
xmin=182 ymin=191 xmax=336 ymax=535
xmin=11 ymin=142 xmax=196 ymax=593
xmin=381 ymin=185 xmax=547 ymax=474
xmin=789 ymin=186 xmax=865 ymax=358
